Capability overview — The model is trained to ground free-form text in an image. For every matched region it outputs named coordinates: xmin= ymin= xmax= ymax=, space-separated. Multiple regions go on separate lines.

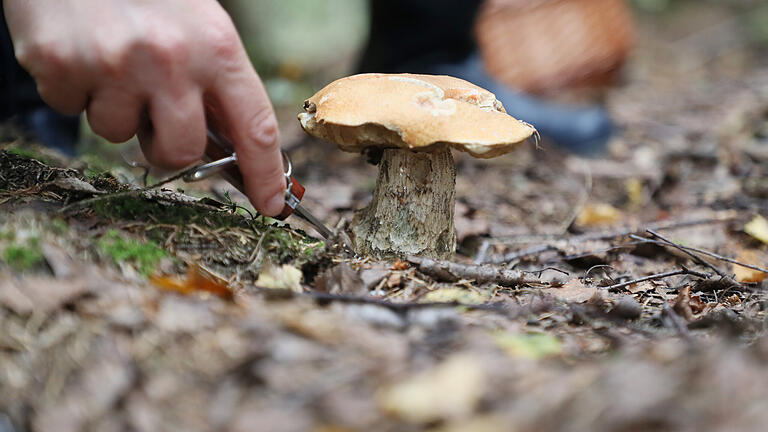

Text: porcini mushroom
xmin=298 ymin=73 xmax=536 ymax=259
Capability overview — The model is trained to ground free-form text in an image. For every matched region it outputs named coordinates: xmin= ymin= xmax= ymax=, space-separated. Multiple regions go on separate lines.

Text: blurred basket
xmin=475 ymin=0 xmax=636 ymax=94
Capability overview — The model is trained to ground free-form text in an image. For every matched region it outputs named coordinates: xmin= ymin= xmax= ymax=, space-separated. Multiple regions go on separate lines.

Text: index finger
xmin=210 ymin=65 xmax=286 ymax=217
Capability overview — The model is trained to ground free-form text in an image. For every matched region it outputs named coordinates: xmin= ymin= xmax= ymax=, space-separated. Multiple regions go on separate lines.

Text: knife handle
xmin=203 ymin=126 xmax=302 ymax=221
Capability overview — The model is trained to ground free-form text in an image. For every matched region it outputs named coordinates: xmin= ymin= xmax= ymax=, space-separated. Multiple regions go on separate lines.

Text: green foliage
xmin=3 ymin=237 xmax=44 ymax=271
xmin=98 ymin=229 xmax=169 ymax=277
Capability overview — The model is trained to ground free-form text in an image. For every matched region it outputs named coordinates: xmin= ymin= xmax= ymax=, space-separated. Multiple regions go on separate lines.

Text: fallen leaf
xmin=378 ymin=354 xmax=484 ymax=424
xmin=255 ymin=263 xmax=303 ymax=292
xmin=391 ymin=260 xmax=409 ymax=271
xmin=385 ymin=272 xmax=403 ymax=289
xmin=359 ymin=264 xmax=390 ymax=290
xmin=732 ymin=250 xmax=767 ymax=283
xmin=427 ymin=415 xmax=507 ymax=432
xmin=422 ymin=287 xmax=490 ymax=305
xmin=150 ymin=265 xmax=233 ymax=300
xmin=0 ymin=272 xmax=99 ymax=314
xmin=575 ymin=203 xmax=622 ymax=227
xmin=744 ymin=215 xmax=768 ymax=244
xmin=493 ymin=332 xmax=563 ymax=359
xmin=725 ymin=294 xmax=741 ymax=306
xmin=313 ymin=263 xmax=365 ymax=295
xmin=672 ymin=286 xmax=694 ymax=321
xmin=625 ymin=178 xmax=645 ymax=208
xmin=543 ymin=278 xmax=597 ymax=303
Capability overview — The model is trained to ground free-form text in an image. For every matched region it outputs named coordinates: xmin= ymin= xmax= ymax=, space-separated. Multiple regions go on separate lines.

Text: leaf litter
xmin=2 ymin=4 xmax=768 ymax=430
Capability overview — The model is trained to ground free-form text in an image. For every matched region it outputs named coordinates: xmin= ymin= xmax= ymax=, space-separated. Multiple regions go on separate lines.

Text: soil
xmin=2 ymin=3 xmax=768 ymax=431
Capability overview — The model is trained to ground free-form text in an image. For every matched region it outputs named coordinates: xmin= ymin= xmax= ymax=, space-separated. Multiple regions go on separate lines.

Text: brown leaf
xmin=149 ymin=265 xmax=233 ymax=300
xmin=672 ymin=286 xmax=694 ymax=322
xmin=313 ymin=263 xmax=365 ymax=295
xmin=543 ymin=278 xmax=597 ymax=303
xmin=732 ymin=250 xmax=767 ymax=283
xmin=386 ymin=272 xmax=404 ymax=289
xmin=391 ymin=260 xmax=410 ymax=271
xmin=0 ymin=271 xmax=99 ymax=315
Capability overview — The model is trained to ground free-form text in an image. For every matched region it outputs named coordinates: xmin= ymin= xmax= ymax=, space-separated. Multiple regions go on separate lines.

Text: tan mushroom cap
xmin=298 ymin=73 xmax=536 ymax=158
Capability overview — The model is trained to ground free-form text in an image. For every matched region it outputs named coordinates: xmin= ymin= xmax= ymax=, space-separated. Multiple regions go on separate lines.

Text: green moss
xmin=8 ymin=147 xmax=45 ymax=161
xmin=3 ymin=237 xmax=44 ymax=271
xmin=98 ymin=229 xmax=169 ymax=277
xmin=90 ymin=195 xmax=254 ymax=229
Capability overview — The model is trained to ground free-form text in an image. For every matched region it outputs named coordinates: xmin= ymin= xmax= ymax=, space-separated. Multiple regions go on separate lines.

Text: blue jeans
xmin=426 ymin=53 xmax=614 ymax=155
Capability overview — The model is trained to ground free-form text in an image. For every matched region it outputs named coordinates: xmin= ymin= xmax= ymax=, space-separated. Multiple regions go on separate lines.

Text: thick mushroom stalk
xmin=352 ymin=147 xmax=456 ymax=259
xmin=297 ymin=73 xmax=535 ymax=259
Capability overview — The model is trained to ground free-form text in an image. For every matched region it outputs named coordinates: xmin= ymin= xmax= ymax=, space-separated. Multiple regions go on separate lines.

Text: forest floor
xmin=2 ymin=3 xmax=768 ymax=432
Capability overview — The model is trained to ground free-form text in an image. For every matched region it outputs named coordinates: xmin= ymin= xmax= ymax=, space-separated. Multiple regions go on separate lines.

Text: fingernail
xmin=265 ymin=192 xmax=285 ymax=217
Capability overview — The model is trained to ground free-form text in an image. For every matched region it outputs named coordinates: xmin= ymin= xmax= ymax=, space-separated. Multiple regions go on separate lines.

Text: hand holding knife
xmin=183 ymin=126 xmax=334 ymax=239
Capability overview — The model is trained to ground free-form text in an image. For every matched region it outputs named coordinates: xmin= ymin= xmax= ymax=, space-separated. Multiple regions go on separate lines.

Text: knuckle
xmin=204 ymin=16 xmax=240 ymax=61
xmin=245 ymin=108 xmax=279 ymax=150
xmin=18 ymin=40 xmax=67 ymax=78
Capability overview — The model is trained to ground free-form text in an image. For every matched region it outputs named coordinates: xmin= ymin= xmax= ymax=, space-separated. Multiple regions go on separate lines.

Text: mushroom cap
xmin=298 ymin=73 xmax=536 ymax=158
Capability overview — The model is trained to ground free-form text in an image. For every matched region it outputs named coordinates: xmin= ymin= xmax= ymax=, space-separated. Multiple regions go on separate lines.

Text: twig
xmin=629 ymin=234 xmax=768 ymax=274
xmin=58 ymin=164 xmax=199 ymax=214
xmin=662 ymin=304 xmax=696 ymax=344
xmin=604 ymin=266 xmax=711 ymax=291
xmin=406 ymin=256 xmax=542 ymax=287
xmin=646 ymin=229 xmax=726 ymax=278
xmin=252 ymin=285 xmax=516 ymax=316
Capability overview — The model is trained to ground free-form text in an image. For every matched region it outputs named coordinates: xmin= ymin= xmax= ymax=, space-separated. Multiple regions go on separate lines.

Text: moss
xmin=3 ymin=237 xmax=45 ymax=271
xmin=98 ymin=229 xmax=169 ymax=277
xmin=91 ymin=195 xmax=253 ymax=230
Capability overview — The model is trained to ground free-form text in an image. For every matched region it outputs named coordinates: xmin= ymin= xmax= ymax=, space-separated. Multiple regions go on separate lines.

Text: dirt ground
xmin=2 ymin=3 xmax=768 ymax=432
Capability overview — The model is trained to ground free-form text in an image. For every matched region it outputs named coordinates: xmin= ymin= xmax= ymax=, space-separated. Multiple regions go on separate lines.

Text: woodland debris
xmin=406 ymin=256 xmax=538 ymax=287
xmin=604 ymin=267 xmax=711 ymax=291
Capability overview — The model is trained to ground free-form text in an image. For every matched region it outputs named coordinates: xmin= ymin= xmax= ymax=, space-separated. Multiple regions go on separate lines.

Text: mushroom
xmin=298 ymin=73 xmax=535 ymax=259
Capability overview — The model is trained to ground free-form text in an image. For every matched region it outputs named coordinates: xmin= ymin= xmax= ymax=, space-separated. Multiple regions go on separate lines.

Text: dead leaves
xmin=732 ymin=250 xmax=767 ymax=283
xmin=543 ymin=278 xmax=598 ymax=303
xmin=254 ymin=263 xmax=303 ymax=293
xmin=150 ymin=266 xmax=234 ymax=300
xmin=314 ymin=263 xmax=365 ymax=295
xmin=744 ymin=215 xmax=768 ymax=244
xmin=378 ymin=354 xmax=484 ymax=424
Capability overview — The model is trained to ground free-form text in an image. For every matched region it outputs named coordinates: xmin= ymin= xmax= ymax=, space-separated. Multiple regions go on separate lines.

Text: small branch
xmin=406 ymin=256 xmax=541 ymax=287
xmin=604 ymin=266 xmax=711 ymax=291
xmin=646 ymin=229 xmax=726 ymax=278
xmin=58 ymin=165 xmax=200 ymax=214
xmin=629 ymin=234 xmax=768 ymax=274
xmin=252 ymin=285 xmax=516 ymax=315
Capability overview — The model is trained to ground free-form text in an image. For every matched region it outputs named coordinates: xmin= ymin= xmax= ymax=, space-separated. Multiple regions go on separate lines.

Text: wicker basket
xmin=475 ymin=0 xmax=636 ymax=94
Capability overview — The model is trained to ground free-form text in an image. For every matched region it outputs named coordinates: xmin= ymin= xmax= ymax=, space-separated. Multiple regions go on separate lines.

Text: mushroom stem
xmin=351 ymin=146 xmax=457 ymax=259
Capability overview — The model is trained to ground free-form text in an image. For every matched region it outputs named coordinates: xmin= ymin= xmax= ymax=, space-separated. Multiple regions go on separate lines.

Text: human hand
xmin=4 ymin=0 xmax=286 ymax=216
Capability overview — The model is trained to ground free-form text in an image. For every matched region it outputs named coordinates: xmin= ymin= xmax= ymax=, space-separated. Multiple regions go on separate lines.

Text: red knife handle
xmin=203 ymin=128 xmax=302 ymax=221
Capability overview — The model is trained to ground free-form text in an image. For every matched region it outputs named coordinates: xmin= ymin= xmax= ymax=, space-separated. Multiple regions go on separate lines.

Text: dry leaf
xmin=150 ymin=265 xmax=233 ymax=300
xmin=0 ymin=272 xmax=99 ymax=314
xmin=391 ymin=260 xmax=409 ymax=271
xmin=385 ymin=272 xmax=403 ymax=289
xmin=493 ymin=332 xmax=563 ymax=359
xmin=378 ymin=354 xmax=484 ymax=424
xmin=255 ymin=263 xmax=303 ymax=292
xmin=422 ymin=287 xmax=490 ymax=305
xmin=313 ymin=263 xmax=365 ymax=295
xmin=732 ymin=250 xmax=767 ymax=283
xmin=744 ymin=215 xmax=768 ymax=244
xmin=575 ymin=203 xmax=622 ymax=227
xmin=543 ymin=278 xmax=597 ymax=303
